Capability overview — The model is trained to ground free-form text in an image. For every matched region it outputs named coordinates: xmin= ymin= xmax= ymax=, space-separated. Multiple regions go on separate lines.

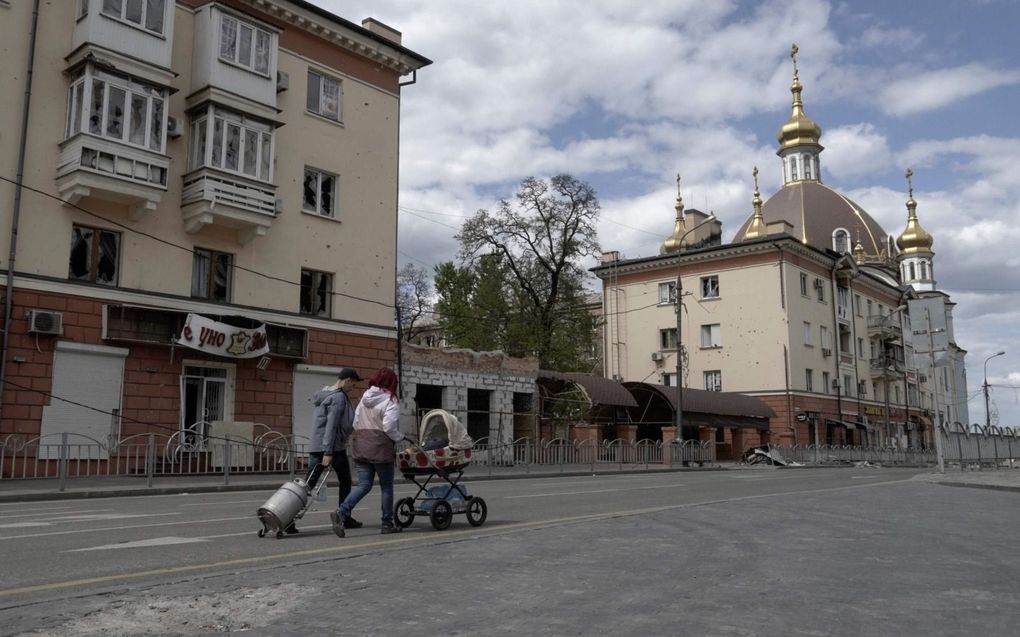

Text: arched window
xmin=790 ymin=156 xmax=799 ymax=181
xmin=803 ymin=154 xmax=813 ymax=179
xmin=920 ymin=261 xmax=929 ymax=280
xmin=909 ymin=262 xmax=916 ymax=280
xmin=833 ymin=229 xmax=849 ymax=253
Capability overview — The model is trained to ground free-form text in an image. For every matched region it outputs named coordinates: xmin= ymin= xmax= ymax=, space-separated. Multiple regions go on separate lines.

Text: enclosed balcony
xmin=56 ymin=65 xmax=170 ymax=218
xmin=869 ymin=354 xmax=905 ymax=379
xmin=180 ymin=104 xmax=278 ymax=245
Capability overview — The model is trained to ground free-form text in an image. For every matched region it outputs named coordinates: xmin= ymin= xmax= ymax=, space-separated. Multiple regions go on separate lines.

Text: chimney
xmin=361 ymin=18 xmax=402 ymax=45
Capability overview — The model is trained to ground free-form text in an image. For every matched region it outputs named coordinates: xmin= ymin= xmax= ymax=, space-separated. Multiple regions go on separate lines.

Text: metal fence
xmin=4 ymin=422 xmax=1017 ymax=490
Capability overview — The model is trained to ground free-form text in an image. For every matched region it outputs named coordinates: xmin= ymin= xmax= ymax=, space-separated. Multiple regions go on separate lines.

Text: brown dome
xmin=732 ymin=181 xmax=889 ymax=255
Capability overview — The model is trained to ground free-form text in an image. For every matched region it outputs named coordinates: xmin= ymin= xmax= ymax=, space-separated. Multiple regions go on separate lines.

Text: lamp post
xmin=983 ymin=351 xmax=1006 ymax=429
xmin=673 ymin=214 xmax=717 ymax=444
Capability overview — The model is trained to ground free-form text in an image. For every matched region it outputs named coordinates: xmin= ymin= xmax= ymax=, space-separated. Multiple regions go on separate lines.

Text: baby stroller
xmin=394 ymin=409 xmax=487 ymax=531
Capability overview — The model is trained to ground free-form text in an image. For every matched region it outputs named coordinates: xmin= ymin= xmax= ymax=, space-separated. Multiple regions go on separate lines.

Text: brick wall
xmin=1 ymin=287 xmax=396 ymax=439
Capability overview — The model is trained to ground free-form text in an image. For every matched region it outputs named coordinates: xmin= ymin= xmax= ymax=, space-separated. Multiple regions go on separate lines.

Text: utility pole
xmin=917 ymin=307 xmax=946 ymax=474
xmin=984 ymin=351 xmax=1006 ymax=430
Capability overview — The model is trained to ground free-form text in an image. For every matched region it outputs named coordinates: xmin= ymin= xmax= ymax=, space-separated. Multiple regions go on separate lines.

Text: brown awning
xmin=623 ymin=382 xmax=773 ymax=431
xmin=538 ymin=371 xmax=638 ymax=408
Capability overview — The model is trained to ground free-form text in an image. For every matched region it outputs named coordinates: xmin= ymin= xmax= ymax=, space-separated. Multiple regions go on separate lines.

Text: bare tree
xmin=457 ymin=175 xmax=600 ymax=368
xmin=396 ymin=263 xmax=432 ymax=342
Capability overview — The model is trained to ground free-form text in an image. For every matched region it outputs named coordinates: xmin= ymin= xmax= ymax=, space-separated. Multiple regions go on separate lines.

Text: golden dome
xmin=743 ymin=167 xmax=768 ymax=240
xmin=896 ymin=170 xmax=934 ymax=255
xmin=662 ymin=174 xmax=688 ymax=254
xmin=777 ymin=44 xmax=822 ymax=151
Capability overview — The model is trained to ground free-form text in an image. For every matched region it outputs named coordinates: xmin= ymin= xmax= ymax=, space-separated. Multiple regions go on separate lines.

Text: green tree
xmin=451 ymin=174 xmax=600 ymax=369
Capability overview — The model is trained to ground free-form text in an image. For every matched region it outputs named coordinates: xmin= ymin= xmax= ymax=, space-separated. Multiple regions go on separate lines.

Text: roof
xmin=732 ymin=181 xmax=889 ymax=255
xmin=538 ymin=371 xmax=638 ymax=408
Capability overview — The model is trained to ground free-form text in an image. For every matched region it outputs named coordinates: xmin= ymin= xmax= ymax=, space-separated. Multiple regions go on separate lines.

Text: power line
xmin=0 ymin=174 xmax=393 ymax=310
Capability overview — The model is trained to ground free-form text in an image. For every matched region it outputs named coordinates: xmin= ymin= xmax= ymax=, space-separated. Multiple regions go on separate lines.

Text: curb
xmin=0 ymin=466 xmax=725 ymax=503
xmin=932 ymin=481 xmax=1020 ymax=494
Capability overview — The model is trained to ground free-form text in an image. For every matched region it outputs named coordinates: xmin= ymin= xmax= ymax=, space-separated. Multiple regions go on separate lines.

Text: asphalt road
xmin=1 ymin=467 xmax=1018 ymax=636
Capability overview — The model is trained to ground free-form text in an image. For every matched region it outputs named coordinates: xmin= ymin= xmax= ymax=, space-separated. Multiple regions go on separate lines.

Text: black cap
xmin=337 ymin=367 xmax=362 ymax=381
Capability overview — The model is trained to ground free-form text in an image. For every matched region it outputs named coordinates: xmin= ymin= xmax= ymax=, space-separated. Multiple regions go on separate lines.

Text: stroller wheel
xmin=395 ymin=497 xmax=416 ymax=528
xmin=429 ymin=500 xmax=453 ymax=531
xmin=466 ymin=496 xmax=487 ymax=527
xmin=275 ymin=530 xmax=284 ymax=539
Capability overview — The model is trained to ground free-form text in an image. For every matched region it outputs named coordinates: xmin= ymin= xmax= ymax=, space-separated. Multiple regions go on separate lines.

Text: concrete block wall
xmin=399 ymin=344 xmax=539 ymax=446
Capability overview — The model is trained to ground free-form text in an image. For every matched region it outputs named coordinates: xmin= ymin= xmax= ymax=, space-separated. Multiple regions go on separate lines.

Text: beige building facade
xmin=0 ymin=0 xmax=429 ymax=459
xmin=594 ymin=49 xmax=968 ymax=449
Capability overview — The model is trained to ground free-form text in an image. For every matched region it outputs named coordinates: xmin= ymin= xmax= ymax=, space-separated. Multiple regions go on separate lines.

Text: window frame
xmin=803 ymin=321 xmax=813 ymax=346
xmin=659 ymin=328 xmax=678 ymax=350
xmin=68 ymin=66 xmax=167 ymax=154
xmin=302 ymin=167 xmax=337 ymax=218
xmin=306 ymin=69 xmax=343 ymax=122
xmin=699 ymin=323 xmax=721 ymax=349
xmin=218 ymin=11 xmax=273 ymax=76
xmin=188 ymin=105 xmax=274 ymax=183
xmin=657 ymin=281 xmax=677 ymax=305
xmin=704 ymin=370 xmax=722 ymax=392
xmin=822 ymin=372 xmax=830 ymax=395
xmin=799 ymin=272 xmax=808 ymax=296
xmin=805 ymin=368 xmax=813 ymax=392
xmin=100 ymin=0 xmax=167 ymax=36
xmin=68 ymin=224 xmax=121 ymax=286
xmin=700 ymin=275 xmax=719 ymax=299
xmin=815 ymin=278 xmax=825 ymax=302
xmin=191 ymin=247 xmax=234 ymax=303
xmin=300 ymin=268 xmax=333 ymax=318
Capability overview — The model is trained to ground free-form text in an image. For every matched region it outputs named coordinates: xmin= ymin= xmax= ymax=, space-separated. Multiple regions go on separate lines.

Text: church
xmin=592 ymin=46 xmax=968 ymax=449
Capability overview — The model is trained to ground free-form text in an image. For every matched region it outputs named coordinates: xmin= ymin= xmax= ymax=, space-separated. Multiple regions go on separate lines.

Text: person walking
xmin=332 ymin=367 xmax=403 ymax=536
xmin=289 ymin=367 xmax=362 ymax=534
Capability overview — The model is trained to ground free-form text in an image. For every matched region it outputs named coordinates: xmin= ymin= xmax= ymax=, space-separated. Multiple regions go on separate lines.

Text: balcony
xmin=56 ymin=134 xmax=169 ymax=219
xmin=181 ymin=168 xmax=278 ymax=245
xmin=869 ymin=355 xmax=905 ymax=379
xmin=867 ymin=315 xmax=902 ymax=342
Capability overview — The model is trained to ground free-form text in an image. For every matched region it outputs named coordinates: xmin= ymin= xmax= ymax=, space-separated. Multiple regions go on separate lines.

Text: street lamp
xmin=984 ymin=351 xmax=1006 ymax=429
xmin=674 ymin=213 xmax=717 ymax=443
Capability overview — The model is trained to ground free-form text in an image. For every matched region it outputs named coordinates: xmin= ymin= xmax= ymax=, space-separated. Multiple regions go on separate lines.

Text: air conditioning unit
xmin=27 ymin=310 xmax=63 ymax=335
xmin=821 ymin=347 xmax=832 ymax=357
xmin=166 ymin=116 xmax=183 ymax=138
xmin=276 ymin=70 xmax=290 ymax=93
xmin=651 ymin=351 xmax=663 ymax=362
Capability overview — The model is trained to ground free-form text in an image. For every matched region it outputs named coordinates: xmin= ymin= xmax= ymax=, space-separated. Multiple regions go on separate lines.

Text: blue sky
xmin=319 ymin=0 xmax=1020 ymax=428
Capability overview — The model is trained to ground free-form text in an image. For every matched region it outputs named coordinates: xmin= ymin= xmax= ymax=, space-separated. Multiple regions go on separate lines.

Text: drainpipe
xmin=0 ymin=0 xmax=42 ymax=419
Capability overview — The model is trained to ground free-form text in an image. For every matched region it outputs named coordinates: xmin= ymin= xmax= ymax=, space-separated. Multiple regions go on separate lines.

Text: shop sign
xmin=177 ymin=313 xmax=269 ymax=359
xmin=864 ymin=406 xmax=884 ymax=417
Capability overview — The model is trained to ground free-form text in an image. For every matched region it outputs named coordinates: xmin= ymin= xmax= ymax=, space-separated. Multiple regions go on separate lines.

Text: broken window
xmin=191 ymin=248 xmax=233 ymax=302
xmin=69 ymin=225 xmax=120 ymax=286
xmin=700 ymin=275 xmax=719 ymax=299
xmin=300 ymin=269 xmax=332 ymax=317
xmin=303 ymin=168 xmax=336 ymax=217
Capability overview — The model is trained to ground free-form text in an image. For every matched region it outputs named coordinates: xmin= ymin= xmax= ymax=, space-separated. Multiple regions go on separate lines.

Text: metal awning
xmin=623 ymin=383 xmax=774 ymax=431
xmin=537 ymin=371 xmax=638 ymax=408
xmin=826 ymin=419 xmax=865 ymax=430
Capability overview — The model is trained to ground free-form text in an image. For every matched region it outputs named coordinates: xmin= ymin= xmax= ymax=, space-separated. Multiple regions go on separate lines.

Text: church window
xmin=790 ymin=156 xmax=799 ymax=181
xmin=909 ymin=262 xmax=916 ymax=280
xmin=803 ymin=154 xmax=813 ymax=179
xmin=833 ymin=229 xmax=849 ymax=253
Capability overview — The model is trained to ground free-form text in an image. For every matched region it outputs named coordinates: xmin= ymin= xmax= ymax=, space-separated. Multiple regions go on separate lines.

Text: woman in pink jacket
xmin=332 ymin=367 xmax=404 ymax=536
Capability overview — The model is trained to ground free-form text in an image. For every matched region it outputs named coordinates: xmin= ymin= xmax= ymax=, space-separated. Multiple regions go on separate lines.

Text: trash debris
xmin=741 ymin=445 xmax=796 ymax=466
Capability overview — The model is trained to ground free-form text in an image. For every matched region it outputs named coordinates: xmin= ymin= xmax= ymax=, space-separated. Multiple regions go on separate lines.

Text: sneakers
xmin=330 ymin=511 xmax=345 ymax=538
xmin=380 ymin=523 xmax=402 ymax=534
xmin=343 ymin=516 xmax=364 ymax=529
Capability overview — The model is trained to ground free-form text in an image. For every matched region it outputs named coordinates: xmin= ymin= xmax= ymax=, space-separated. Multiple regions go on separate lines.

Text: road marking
xmin=507 ymin=483 xmax=684 ymax=498
xmin=70 ymin=536 xmax=210 ymax=552
xmin=0 ymin=522 xmax=53 ymax=529
xmin=0 ymin=515 xmax=250 ymax=541
xmin=0 ymin=508 xmax=110 ymax=519
xmin=47 ymin=513 xmax=181 ymax=522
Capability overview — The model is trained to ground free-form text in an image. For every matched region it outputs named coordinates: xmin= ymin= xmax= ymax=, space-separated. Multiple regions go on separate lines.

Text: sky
xmin=317 ymin=0 xmax=1020 ymax=428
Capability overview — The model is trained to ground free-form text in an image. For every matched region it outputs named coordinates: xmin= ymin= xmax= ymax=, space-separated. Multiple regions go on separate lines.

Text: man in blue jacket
xmin=287 ymin=367 xmax=362 ymax=533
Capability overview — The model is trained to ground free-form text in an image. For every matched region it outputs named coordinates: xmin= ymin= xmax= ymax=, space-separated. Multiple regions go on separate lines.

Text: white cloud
xmin=821 ymin=123 xmax=893 ymax=180
xmin=879 ymin=64 xmax=1020 ymax=116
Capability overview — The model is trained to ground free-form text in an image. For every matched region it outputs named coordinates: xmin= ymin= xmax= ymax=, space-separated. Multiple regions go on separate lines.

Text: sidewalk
xmin=1 ymin=464 xmax=1017 ymax=502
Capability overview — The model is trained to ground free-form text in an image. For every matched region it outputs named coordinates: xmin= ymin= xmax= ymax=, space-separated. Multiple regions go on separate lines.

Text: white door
xmin=180 ymin=362 xmax=234 ymax=447
xmin=40 ymin=342 xmax=128 ymax=459
xmin=292 ymin=365 xmax=342 ymax=443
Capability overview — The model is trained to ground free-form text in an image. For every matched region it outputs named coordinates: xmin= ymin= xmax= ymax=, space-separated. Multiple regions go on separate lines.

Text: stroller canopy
xmin=419 ymin=409 xmax=473 ymax=450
